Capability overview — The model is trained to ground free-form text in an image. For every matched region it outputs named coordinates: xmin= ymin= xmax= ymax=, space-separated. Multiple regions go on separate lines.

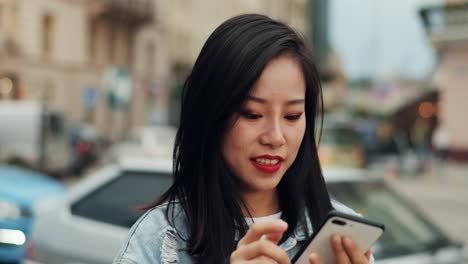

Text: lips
xmin=250 ymin=155 xmax=284 ymax=173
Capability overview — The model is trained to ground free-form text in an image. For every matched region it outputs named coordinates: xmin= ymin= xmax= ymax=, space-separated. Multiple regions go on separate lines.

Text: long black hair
xmin=154 ymin=14 xmax=333 ymax=263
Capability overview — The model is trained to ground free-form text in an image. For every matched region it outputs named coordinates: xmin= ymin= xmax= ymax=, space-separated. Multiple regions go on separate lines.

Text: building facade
xmin=1 ymin=0 xmax=312 ymax=139
xmin=420 ymin=0 xmax=468 ymax=160
xmin=159 ymin=0 xmax=310 ymax=68
xmin=155 ymin=0 xmax=311 ymax=124
xmin=0 ymin=0 xmax=170 ymax=139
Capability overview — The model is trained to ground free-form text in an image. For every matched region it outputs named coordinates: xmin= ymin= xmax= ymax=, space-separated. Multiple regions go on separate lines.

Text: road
xmin=380 ymin=161 xmax=468 ymax=246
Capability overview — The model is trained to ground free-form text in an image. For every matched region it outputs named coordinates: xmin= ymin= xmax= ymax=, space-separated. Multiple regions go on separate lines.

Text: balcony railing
xmin=420 ymin=3 xmax=468 ymax=44
xmin=87 ymin=0 xmax=153 ymax=26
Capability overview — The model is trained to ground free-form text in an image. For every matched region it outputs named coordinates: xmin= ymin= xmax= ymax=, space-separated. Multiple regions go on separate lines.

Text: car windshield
xmin=327 ymin=180 xmax=453 ymax=259
xmin=71 ymin=170 xmax=172 ymax=228
xmin=321 ymin=127 xmax=361 ymax=146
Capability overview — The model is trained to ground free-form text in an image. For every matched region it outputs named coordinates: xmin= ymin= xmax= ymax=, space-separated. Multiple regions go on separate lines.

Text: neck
xmin=241 ymin=189 xmax=280 ymax=217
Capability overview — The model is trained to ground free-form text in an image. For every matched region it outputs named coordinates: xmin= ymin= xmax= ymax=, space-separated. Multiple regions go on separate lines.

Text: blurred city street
xmin=2 ymin=0 xmax=468 ymax=263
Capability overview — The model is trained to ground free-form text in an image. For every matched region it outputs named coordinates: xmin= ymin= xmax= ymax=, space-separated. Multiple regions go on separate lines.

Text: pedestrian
xmin=432 ymin=124 xmax=450 ymax=177
xmin=412 ymin=118 xmax=430 ymax=173
xmin=113 ymin=14 xmax=373 ymax=264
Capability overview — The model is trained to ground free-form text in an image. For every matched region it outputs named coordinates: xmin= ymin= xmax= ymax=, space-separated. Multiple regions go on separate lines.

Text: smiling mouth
xmin=254 ymin=158 xmax=280 ymax=165
xmin=250 ymin=158 xmax=283 ymax=173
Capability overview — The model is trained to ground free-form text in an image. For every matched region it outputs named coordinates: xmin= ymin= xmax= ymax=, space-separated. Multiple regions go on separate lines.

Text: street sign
xmin=103 ymin=67 xmax=132 ymax=110
xmin=82 ymin=86 xmax=99 ymax=110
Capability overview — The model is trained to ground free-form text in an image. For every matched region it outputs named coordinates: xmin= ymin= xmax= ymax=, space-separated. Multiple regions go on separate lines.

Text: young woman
xmin=114 ymin=14 xmax=373 ymax=264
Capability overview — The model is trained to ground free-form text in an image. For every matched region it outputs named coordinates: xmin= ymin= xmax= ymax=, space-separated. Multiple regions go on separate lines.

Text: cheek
xmin=227 ymin=120 xmax=255 ymax=146
xmin=222 ymin=132 xmax=234 ymax=161
xmin=223 ymin=125 xmax=248 ymax=161
xmin=290 ymin=120 xmax=306 ymax=150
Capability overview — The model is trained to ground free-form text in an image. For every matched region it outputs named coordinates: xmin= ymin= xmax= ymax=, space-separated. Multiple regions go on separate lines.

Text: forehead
xmin=249 ymin=55 xmax=305 ymax=98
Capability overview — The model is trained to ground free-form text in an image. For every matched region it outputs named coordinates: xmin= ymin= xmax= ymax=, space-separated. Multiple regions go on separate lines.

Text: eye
xmin=285 ymin=113 xmax=303 ymax=121
xmin=240 ymin=111 xmax=262 ymax=120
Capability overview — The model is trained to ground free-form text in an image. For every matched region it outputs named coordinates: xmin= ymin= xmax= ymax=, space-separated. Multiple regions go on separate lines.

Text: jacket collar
xmin=293 ymin=210 xmax=313 ymax=241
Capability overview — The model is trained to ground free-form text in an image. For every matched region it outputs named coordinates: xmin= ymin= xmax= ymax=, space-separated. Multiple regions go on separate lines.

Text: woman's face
xmin=222 ymin=55 xmax=306 ymax=199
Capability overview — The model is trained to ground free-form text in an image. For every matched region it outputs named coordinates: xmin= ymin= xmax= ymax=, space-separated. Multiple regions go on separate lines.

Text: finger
xmin=365 ymin=248 xmax=372 ymax=261
xmin=238 ymin=220 xmax=288 ymax=246
xmin=264 ymin=232 xmax=284 ymax=244
xmin=342 ymin=236 xmax=368 ymax=264
xmin=248 ymin=259 xmax=277 ymax=264
xmin=234 ymin=239 xmax=291 ymax=264
xmin=330 ymin=235 xmax=351 ymax=264
xmin=257 ymin=255 xmax=279 ymax=263
xmin=309 ymin=253 xmax=323 ymax=264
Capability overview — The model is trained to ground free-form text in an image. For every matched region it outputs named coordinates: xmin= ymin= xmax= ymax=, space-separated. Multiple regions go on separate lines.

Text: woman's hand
xmin=230 ymin=220 xmax=291 ymax=264
xmin=309 ymin=235 xmax=372 ymax=264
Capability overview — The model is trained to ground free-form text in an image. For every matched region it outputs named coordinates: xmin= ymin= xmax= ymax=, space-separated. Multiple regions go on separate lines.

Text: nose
xmin=259 ymin=119 xmax=285 ymax=148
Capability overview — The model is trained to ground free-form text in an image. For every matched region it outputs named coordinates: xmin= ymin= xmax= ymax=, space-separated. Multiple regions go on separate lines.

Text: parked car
xmin=30 ymin=161 xmax=466 ymax=264
xmin=108 ymin=126 xmax=176 ymax=161
xmin=67 ymin=123 xmax=102 ymax=175
xmin=0 ymin=165 xmax=65 ymax=263
xmin=30 ymin=158 xmax=173 ymax=264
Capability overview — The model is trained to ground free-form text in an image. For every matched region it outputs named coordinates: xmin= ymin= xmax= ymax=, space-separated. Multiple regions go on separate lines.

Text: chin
xmin=253 ymin=180 xmax=282 ymax=192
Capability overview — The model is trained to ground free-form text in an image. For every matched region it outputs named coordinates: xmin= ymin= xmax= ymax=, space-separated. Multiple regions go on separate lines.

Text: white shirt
xmin=245 ymin=211 xmax=283 ymax=227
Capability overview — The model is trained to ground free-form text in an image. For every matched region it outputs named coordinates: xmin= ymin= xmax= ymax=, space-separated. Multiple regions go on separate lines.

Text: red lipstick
xmin=250 ymin=155 xmax=284 ymax=173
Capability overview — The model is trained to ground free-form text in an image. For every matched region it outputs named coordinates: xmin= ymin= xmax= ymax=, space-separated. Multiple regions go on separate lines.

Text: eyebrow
xmin=247 ymin=95 xmax=305 ymax=105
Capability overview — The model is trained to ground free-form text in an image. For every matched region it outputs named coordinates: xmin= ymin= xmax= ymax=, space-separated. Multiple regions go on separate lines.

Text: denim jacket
xmin=113 ymin=200 xmax=375 ymax=264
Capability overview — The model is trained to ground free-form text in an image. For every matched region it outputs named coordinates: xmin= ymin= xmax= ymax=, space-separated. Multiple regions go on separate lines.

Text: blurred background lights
xmin=418 ymin=101 xmax=435 ymax=119
xmin=0 ymin=229 xmax=26 ymax=246
xmin=0 ymin=77 xmax=13 ymax=96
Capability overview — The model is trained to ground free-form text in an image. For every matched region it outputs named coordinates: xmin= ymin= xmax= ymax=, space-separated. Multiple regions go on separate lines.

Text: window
xmin=42 ymin=14 xmax=55 ymax=57
xmin=89 ymin=21 xmax=97 ymax=64
xmin=0 ymin=4 xmax=4 ymax=29
xmin=71 ymin=170 xmax=172 ymax=228
xmin=107 ymin=25 xmax=116 ymax=64
xmin=0 ymin=3 xmax=19 ymax=53
xmin=146 ymin=40 xmax=155 ymax=73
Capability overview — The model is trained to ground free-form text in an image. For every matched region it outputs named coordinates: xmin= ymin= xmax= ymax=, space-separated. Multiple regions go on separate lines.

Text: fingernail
xmin=332 ymin=235 xmax=340 ymax=244
xmin=309 ymin=253 xmax=318 ymax=263
xmin=277 ymin=220 xmax=288 ymax=228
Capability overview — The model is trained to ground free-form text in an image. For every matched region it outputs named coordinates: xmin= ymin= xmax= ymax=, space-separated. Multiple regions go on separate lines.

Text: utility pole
xmin=310 ymin=0 xmax=329 ymax=68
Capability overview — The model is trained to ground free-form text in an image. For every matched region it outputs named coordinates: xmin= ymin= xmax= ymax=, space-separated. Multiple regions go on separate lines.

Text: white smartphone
xmin=292 ymin=210 xmax=385 ymax=264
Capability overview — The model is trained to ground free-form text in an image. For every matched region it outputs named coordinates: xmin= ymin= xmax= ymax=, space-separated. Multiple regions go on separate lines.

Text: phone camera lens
xmin=332 ymin=219 xmax=346 ymax=226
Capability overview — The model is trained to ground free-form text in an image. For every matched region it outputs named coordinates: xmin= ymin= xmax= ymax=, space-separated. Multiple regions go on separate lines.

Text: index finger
xmin=365 ymin=248 xmax=372 ymax=261
xmin=238 ymin=220 xmax=288 ymax=246
xmin=342 ymin=236 xmax=368 ymax=264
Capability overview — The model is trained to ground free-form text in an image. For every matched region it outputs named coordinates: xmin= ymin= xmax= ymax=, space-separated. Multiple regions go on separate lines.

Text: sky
xmin=330 ymin=0 xmax=443 ymax=81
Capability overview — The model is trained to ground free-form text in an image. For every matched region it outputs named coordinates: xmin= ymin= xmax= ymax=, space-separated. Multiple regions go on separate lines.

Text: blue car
xmin=0 ymin=165 xmax=65 ymax=263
